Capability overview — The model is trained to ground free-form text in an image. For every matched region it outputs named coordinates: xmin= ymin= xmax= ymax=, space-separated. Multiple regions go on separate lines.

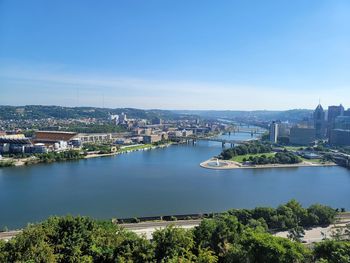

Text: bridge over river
xmin=179 ymin=136 xmax=258 ymax=147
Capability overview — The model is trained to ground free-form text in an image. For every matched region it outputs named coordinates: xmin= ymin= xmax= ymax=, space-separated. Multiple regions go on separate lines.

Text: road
xmin=122 ymin=219 xmax=201 ymax=239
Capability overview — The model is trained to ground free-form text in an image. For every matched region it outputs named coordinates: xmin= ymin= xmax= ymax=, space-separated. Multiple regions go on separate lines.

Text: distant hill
xmin=0 ymin=105 xmax=183 ymax=120
xmin=0 ymin=105 xmax=313 ymax=122
xmin=173 ymin=109 xmax=313 ymax=122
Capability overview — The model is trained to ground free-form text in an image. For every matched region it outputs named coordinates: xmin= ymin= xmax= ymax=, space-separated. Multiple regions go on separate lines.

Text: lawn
xmin=300 ymin=157 xmax=323 ymax=164
xmin=232 ymin=152 xmax=276 ymax=163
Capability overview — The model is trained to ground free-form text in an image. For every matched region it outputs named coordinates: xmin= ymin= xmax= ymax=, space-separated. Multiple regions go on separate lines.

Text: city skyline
xmin=1 ymin=0 xmax=350 ymax=109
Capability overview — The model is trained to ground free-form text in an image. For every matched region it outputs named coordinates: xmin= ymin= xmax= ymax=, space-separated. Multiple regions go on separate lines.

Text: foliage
xmin=0 ymin=216 xmax=154 ymax=263
xmin=82 ymin=143 xmax=113 ymax=154
xmin=314 ymin=240 xmax=350 ymax=263
xmin=0 ymin=160 xmax=15 ymax=167
xmin=0 ymin=105 xmax=182 ymax=121
xmin=228 ymin=199 xmax=336 ymax=231
xmin=219 ymin=141 xmax=272 ymax=160
xmin=153 ymin=225 xmax=195 ymax=261
xmin=288 ymin=226 xmax=305 ymax=242
xmin=0 ymin=201 xmax=341 ymax=262
xmin=35 ymin=150 xmax=83 ymax=163
xmin=248 ymin=152 xmax=302 ymax=165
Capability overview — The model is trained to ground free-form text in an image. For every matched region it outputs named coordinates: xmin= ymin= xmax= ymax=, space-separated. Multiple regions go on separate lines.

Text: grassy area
xmin=282 ymin=146 xmax=305 ymax=151
xmin=232 ymin=152 xmax=276 ymax=163
xmin=118 ymin=144 xmax=154 ymax=153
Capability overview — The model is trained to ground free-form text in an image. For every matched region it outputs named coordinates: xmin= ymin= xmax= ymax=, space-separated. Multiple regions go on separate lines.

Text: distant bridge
xmin=227 ymin=128 xmax=266 ymax=135
xmin=178 ymin=136 xmax=258 ymax=147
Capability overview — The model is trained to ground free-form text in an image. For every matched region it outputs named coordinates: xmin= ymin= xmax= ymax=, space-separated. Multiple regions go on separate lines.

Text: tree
xmin=2 ymin=225 xmax=56 ymax=263
xmin=307 ymin=204 xmax=337 ymax=226
xmin=314 ymin=240 xmax=350 ymax=263
xmin=288 ymin=226 xmax=305 ymax=242
xmin=238 ymin=230 xmax=311 ymax=263
xmin=153 ymin=225 xmax=195 ymax=261
xmin=196 ymin=248 xmax=218 ymax=263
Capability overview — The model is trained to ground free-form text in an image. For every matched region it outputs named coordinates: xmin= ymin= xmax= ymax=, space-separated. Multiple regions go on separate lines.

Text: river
xmin=0 ymin=132 xmax=349 ymax=229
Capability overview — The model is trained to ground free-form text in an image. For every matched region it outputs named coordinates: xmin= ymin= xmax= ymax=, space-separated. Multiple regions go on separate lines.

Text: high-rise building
xmin=151 ymin=117 xmax=163 ymax=125
xmin=119 ymin=112 xmax=127 ymax=124
xmin=344 ymin=109 xmax=350 ymax=117
xmin=329 ymin=116 xmax=350 ymax=146
xmin=290 ymin=126 xmax=316 ymax=145
xmin=327 ymin=105 xmax=344 ymax=139
xmin=313 ymin=104 xmax=326 ymax=139
xmin=269 ymin=121 xmax=278 ymax=143
xmin=110 ymin=114 xmax=119 ymax=125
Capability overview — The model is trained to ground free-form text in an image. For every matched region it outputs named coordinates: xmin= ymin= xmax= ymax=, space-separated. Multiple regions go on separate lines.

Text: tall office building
xmin=314 ymin=104 xmax=326 ymax=139
xmin=327 ymin=105 xmax=344 ymax=139
xmin=269 ymin=121 xmax=278 ymax=143
xmin=329 ymin=116 xmax=350 ymax=146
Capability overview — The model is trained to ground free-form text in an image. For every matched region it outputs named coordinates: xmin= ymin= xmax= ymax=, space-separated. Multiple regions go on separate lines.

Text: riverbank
xmin=200 ymin=158 xmax=337 ymax=170
xmin=1 ymin=143 xmax=173 ymax=168
xmin=84 ymin=143 xmax=172 ymax=159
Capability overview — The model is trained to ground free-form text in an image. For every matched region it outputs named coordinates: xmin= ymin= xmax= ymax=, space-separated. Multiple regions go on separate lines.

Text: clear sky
xmin=0 ymin=0 xmax=349 ymax=110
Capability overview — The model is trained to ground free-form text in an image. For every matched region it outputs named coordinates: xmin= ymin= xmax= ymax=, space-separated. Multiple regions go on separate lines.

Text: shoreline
xmin=84 ymin=143 xmax=172 ymax=159
xmin=1 ymin=143 xmax=173 ymax=168
xmin=200 ymin=158 xmax=337 ymax=170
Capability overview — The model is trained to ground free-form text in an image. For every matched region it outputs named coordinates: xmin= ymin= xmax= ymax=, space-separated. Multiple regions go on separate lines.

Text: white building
xmin=269 ymin=121 xmax=279 ymax=143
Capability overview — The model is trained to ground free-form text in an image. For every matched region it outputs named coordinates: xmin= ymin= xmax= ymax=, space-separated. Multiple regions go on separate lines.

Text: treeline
xmin=0 ymin=161 xmax=15 ymax=168
xmin=34 ymin=150 xmax=83 ymax=163
xmin=0 ymin=105 xmax=182 ymax=121
xmin=83 ymin=143 xmax=114 ymax=154
xmin=245 ymin=152 xmax=302 ymax=165
xmin=228 ymin=200 xmax=336 ymax=231
xmin=219 ymin=141 xmax=272 ymax=160
xmin=0 ymin=202 xmax=344 ymax=262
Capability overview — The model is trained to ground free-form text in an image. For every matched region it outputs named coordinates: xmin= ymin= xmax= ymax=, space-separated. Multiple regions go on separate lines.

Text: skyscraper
xmin=327 ymin=105 xmax=344 ymax=140
xmin=313 ymin=104 xmax=326 ymax=139
xmin=269 ymin=121 xmax=279 ymax=143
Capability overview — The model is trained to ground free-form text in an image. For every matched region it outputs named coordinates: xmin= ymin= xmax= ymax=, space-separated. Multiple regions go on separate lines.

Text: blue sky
xmin=0 ymin=0 xmax=349 ymax=110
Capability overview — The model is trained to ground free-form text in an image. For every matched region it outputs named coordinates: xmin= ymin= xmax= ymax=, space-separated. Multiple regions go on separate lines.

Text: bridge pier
xmin=231 ymin=143 xmax=234 ymax=148
xmin=222 ymin=142 xmax=225 ymax=148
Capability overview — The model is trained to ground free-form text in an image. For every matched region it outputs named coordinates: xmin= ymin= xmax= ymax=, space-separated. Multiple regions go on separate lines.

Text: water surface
xmin=0 ymin=133 xmax=349 ymax=229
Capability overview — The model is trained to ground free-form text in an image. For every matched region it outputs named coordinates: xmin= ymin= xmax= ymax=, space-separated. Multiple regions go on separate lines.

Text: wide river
xmin=0 ymin=132 xmax=349 ymax=229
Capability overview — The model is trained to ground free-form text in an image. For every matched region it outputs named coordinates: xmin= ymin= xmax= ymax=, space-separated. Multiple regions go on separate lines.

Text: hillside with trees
xmin=0 ymin=200 xmax=345 ymax=262
xmin=0 ymin=105 xmax=186 ymax=120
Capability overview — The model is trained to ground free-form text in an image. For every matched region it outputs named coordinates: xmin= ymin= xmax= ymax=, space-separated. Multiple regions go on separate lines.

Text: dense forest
xmin=0 ymin=200 xmax=346 ymax=262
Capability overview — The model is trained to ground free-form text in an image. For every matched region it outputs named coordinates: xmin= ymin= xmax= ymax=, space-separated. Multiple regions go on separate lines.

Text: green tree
xmin=153 ymin=225 xmax=195 ymax=262
xmin=314 ymin=240 xmax=350 ymax=263
xmin=288 ymin=225 xmax=305 ymax=242
xmin=3 ymin=225 xmax=56 ymax=263
xmin=238 ymin=230 xmax=311 ymax=263
xmin=196 ymin=248 xmax=218 ymax=263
